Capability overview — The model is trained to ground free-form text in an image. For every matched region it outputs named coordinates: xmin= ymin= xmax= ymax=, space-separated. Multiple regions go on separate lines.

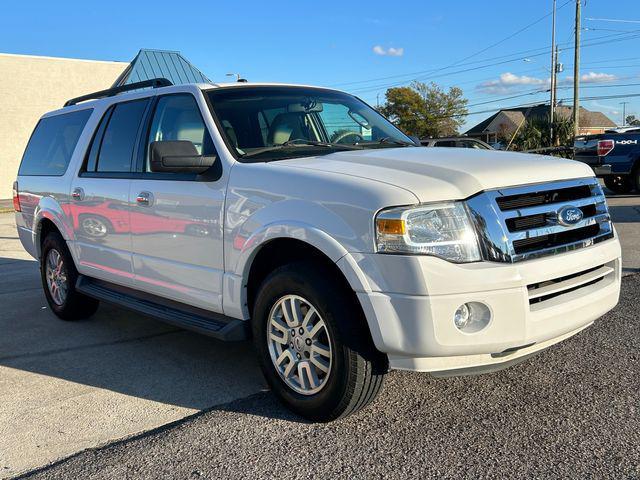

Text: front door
xmin=70 ymin=98 xmax=150 ymax=287
xmin=129 ymin=93 xmax=225 ymax=312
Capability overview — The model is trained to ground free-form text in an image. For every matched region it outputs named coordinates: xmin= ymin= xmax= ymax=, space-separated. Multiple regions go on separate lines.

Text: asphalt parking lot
xmin=1 ymin=191 xmax=639 ymax=479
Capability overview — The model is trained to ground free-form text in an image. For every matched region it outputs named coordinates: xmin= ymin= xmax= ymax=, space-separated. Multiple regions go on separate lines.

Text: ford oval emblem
xmin=557 ymin=205 xmax=583 ymax=226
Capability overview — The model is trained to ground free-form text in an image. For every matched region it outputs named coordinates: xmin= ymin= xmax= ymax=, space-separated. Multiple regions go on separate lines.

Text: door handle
xmin=71 ymin=187 xmax=84 ymax=202
xmin=136 ymin=191 xmax=153 ymax=207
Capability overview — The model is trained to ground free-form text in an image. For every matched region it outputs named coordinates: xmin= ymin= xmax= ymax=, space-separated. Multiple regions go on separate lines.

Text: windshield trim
xmin=201 ymin=85 xmax=414 ymax=163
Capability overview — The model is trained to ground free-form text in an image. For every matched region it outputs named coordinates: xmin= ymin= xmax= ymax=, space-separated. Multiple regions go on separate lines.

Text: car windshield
xmin=205 ymin=86 xmax=415 ymax=161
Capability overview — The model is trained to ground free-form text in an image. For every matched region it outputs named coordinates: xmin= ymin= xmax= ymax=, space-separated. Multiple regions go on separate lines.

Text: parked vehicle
xmin=14 ymin=79 xmax=621 ymax=421
xmin=574 ymin=131 xmax=640 ymax=193
xmin=604 ymin=126 xmax=640 ymax=134
xmin=421 ymin=137 xmax=493 ymax=149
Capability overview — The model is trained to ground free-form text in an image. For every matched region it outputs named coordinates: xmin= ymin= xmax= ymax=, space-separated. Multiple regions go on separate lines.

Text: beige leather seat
xmin=267 ymin=113 xmax=308 ymax=145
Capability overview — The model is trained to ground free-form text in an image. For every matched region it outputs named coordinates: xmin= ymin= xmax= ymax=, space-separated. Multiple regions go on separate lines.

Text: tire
xmin=632 ymin=165 xmax=640 ymax=193
xmin=603 ymin=175 xmax=633 ymax=194
xmin=40 ymin=231 xmax=99 ymax=320
xmin=252 ymin=261 xmax=386 ymax=422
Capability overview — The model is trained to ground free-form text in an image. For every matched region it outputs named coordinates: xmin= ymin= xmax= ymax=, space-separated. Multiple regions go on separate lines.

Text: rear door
xmin=128 ymin=93 xmax=226 ymax=312
xmin=70 ymin=98 xmax=150 ymax=286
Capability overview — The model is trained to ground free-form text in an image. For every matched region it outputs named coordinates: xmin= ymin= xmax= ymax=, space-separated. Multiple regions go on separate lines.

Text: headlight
xmin=375 ymin=202 xmax=480 ymax=263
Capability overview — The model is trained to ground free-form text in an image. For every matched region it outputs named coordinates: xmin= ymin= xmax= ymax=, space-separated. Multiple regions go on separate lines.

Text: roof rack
xmin=64 ymin=78 xmax=173 ymax=107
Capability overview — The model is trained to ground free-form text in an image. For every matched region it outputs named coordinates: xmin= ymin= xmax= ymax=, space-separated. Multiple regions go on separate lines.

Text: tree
xmin=509 ymin=116 xmax=574 ymax=153
xmin=626 ymin=115 xmax=640 ymax=126
xmin=379 ymin=81 xmax=468 ymax=138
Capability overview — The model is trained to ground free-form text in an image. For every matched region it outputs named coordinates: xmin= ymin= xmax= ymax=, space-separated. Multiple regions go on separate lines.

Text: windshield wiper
xmin=369 ymin=137 xmax=415 ymax=147
xmin=240 ymin=139 xmax=362 ymax=159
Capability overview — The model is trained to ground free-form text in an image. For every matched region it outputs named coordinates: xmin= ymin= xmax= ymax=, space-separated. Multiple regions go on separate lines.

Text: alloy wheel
xmin=45 ymin=249 xmax=68 ymax=306
xmin=267 ymin=295 xmax=333 ymax=395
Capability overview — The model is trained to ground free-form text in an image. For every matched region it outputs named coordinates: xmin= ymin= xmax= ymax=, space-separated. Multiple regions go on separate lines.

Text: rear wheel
xmin=252 ymin=262 xmax=386 ymax=421
xmin=603 ymin=175 xmax=633 ymax=194
xmin=40 ymin=231 xmax=99 ymax=320
xmin=632 ymin=165 xmax=640 ymax=193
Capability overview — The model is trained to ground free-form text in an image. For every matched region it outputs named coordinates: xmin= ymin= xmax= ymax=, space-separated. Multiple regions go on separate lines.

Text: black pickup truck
xmin=574 ymin=128 xmax=640 ymax=193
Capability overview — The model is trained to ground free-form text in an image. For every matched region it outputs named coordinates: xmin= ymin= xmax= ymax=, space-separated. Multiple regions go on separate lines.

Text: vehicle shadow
xmin=0 ymin=258 xmax=266 ymax=411
xmin=608 ymin=204 xmax=640 ymax=223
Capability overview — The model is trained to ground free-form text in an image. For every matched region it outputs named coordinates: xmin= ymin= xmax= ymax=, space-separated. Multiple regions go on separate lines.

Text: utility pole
xmin=620 ymin=101 xmax=629 ymax=126
xmin=573 ymin=0 xmax=581 ymax=137
xmin=553 ymin=46 xmax=562 ymax=145
xmin=549 ymin=0 xmax=557 ymax=145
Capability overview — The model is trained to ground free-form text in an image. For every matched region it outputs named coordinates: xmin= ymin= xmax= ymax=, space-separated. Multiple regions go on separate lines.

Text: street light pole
xmin=550 ymin=0 xmax=557 ymax=145
xmin=620 ymin=101 xmax=629 ymax=126
xmin=573 ymin=0 xmax=581 ymax=137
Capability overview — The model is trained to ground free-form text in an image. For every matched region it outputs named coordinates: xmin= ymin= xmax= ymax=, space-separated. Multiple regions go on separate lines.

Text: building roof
xmin=112 ymin=49 xmax=211 ymax=87
xmin=465 ymin=103 xmax=617 ymax=135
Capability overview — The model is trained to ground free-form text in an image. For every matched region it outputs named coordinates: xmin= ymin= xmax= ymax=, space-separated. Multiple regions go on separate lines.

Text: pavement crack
xmin=0 ymin=329 xmax=182 ymax=363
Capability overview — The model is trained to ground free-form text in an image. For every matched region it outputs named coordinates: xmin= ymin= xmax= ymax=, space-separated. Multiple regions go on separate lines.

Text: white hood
xmin=276 ymin=147 xmax=595 ymax=202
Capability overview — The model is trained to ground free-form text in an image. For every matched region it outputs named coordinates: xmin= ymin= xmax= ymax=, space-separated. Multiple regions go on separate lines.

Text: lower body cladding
xmin=340 ymin=237 xmax=621 ymax=376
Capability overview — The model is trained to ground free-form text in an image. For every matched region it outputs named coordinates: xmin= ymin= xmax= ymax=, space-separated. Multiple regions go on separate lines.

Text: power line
xmin=463 ymin=82 xmax=640 ymax=110
xmin=349 ymin=30 xmax=640 ymax=95
xmin=433 ymin=93 xmax=640 ymax=120
xmin=344 ymin=29 xmax=640 ymax=95
xmin=586 ymin=17 xmax=640 ymax=24
xmin=332 ymin=1 xmax=573 ymax=89
xmin=335 ymin=25 xmax=640 ymax=91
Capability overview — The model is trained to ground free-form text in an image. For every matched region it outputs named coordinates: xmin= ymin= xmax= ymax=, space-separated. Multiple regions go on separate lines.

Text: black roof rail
xmin=64 ymin=78 xmax=173 ymax=107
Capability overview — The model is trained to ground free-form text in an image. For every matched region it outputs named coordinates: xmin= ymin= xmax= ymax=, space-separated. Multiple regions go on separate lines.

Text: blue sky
xmin=2 ymin=0 xmax=639 ymax=131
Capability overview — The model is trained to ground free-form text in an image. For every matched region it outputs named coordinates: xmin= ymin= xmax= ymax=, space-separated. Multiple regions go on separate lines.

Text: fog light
xmin=453 ymin=304 xmax=470 ymax=329
xmin=453 ymin=302 xmax=491 ymax=333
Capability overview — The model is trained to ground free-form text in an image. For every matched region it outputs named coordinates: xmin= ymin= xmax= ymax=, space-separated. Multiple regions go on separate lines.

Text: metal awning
xmin=112 ymin=49 xmax=211 ymax=87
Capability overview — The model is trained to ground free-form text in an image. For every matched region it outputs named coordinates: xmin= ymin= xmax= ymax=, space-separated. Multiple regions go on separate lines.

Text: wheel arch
xmin=243 ymin=236 xmax=385 ymax=365
xmin=243 ymin=236 xmax=368 ymax=319
xmin=33 ymin=197 xmax=75 ymax=259
xmin=35 ymin=217 xmax=64 ymax=260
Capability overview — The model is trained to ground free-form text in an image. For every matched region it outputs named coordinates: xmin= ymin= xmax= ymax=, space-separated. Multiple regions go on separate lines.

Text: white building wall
xmin=0 ymin=53 xmax=127 ymax=199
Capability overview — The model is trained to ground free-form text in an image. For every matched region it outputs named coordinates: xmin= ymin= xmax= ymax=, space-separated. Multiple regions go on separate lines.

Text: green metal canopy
xmin=112 ymin=49 xmax=211 ymax=87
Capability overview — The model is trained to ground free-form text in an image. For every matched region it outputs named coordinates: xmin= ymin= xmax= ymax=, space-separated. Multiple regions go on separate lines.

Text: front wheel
xmin=252 ymin=262 xmax=386 ymax=421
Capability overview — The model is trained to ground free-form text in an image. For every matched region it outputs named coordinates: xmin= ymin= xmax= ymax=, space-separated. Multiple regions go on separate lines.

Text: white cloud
xmin=580 ymin=72 xmax=618 ymax=83
xmin=477 ymin=72 xmax=549 ymax=94
xmin=373 ymin=45 xmax=404 ymax=57
xmin=477 ymin=71 xmax=618 ymax=95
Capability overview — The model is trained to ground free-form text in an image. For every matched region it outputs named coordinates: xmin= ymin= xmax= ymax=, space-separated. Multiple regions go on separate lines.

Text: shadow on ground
xmin=0 ymin=258 xmax=264 ymax=411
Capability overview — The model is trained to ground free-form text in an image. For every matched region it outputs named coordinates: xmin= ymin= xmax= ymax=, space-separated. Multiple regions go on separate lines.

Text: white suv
xmin=14 ymin=79 xmax=621 ymax=421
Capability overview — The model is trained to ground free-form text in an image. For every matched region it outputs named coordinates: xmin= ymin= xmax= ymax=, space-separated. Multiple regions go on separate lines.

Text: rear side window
xmin=19 ymin=109 xmax=92 ymax=176
xmin=94 ymin=99 xmax=149 ymax=173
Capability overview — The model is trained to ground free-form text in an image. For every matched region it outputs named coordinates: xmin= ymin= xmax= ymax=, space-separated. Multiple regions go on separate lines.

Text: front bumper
xmin=340 ymin=237 xmax=621 ymax=374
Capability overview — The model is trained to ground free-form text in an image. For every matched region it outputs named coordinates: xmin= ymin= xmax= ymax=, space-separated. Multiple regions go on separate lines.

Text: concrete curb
xmin=0 ymin=199 xmax=14 ymax=213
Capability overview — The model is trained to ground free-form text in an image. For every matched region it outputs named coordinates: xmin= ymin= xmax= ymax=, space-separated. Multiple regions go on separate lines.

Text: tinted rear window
xmin=19 ymin=109 xmax=92 ymax=176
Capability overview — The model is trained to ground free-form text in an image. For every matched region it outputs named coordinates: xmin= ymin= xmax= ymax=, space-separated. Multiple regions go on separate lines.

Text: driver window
xmin=146 ymin=94 xmax=213 ymax=171
xmin=317 ymin=103 xmax=372 ymax=142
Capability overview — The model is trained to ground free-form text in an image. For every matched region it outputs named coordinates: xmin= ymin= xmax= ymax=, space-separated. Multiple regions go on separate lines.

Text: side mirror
xmin=150 ymin=141 xmax=216 ymax=174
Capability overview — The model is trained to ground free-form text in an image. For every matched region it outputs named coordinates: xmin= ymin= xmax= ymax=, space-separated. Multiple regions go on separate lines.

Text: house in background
xmin=465 ymin=103 xmax=617 ymax=144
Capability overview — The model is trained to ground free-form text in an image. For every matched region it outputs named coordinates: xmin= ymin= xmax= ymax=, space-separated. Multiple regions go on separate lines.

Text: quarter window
xmin=19 ymin=109 xmax=92 ymax=176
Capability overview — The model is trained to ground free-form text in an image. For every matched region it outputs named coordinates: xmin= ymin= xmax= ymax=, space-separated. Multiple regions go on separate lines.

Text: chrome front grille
xmin=466 ymin=177 xmax=614 ymax=263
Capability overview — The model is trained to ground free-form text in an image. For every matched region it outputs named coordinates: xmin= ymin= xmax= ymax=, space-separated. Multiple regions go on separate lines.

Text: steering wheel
xmin=331 ymin=131 xmax=364 ymax=145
